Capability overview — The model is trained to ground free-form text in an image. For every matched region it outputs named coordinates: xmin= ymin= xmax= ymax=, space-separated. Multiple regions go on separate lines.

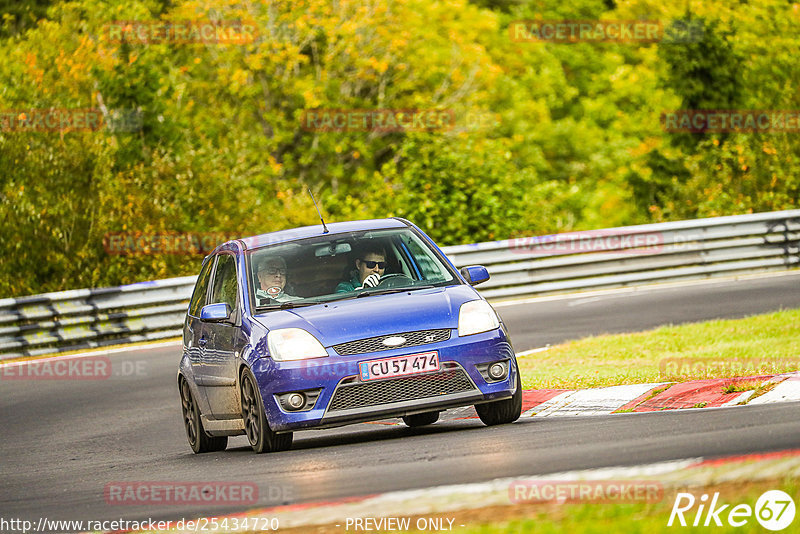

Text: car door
xmin=184 ymin=255 xmax=215 ymax=411
xmin=202 ymin=252 xmax=246 ymax=418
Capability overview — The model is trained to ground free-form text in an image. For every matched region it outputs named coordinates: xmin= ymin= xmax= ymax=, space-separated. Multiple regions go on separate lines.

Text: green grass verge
xmin=517 ymin=308 xmax=800 ymax=390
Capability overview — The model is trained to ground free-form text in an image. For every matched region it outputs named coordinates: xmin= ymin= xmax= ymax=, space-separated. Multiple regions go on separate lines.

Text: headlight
xmin=458 ymin=299 xmax=500 ymax=337
xmin=267 ymin=328 xmax=328 ymax=361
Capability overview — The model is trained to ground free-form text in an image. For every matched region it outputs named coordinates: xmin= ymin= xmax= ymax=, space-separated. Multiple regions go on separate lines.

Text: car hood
xmin=253 ymin=285 xmax=481 ymax=347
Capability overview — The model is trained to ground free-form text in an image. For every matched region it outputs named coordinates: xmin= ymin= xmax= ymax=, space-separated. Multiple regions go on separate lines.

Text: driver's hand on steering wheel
xmin=359 ymin=273 xmax=381 ymax=289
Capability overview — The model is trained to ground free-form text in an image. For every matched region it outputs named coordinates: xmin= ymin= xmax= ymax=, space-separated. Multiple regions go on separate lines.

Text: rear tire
xmin=240 ymin=368 xmax=293 ymax=453
xmin=476 ymin=370 xmax=522 ymax=426
xmin=402 ymin=411 xmax=439 ymax=427
xmin=179 ymin=378 xmax=228 ymax=453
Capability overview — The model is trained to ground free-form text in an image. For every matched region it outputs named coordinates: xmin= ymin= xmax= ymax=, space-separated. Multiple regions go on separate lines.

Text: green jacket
xmin=335 ymin=272 xmax=361 ymax=293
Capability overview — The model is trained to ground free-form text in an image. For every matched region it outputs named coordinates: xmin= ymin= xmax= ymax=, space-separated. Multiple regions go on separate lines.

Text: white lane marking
xmin=568 ymin=296 xmax=602 ymax=307
xmin=530 ymin=383 xmax=670 ymax=417
xmin=0 ymin=339 xmax=182 ymax=367
xmin=722 ymin=390 xmax=755 ymax=407
xmin=516 ymin=346 xmax=550 ymax=357
xmin=748 ymin=372 xmax=800 ymax=404
xmin=491 ymin=269 xmax=800 ymax=308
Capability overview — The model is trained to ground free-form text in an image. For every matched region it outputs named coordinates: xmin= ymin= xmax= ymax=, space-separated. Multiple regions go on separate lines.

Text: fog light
xmin=488 ymin=362 xmax=507 ymax=380
xmin=286 ymin=393 xmax=305 ymax=410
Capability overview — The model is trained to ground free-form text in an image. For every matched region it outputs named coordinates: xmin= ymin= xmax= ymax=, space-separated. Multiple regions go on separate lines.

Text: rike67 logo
xmin=668 ymin=490 xmax=796 ymax=531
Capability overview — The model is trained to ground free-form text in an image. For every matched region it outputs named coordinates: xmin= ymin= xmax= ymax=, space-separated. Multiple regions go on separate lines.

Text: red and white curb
xmin=118 ymin=449 xmax=800 ymax=533
xmin=520 ymin=371 xmax=800 ymax=417
xmin=365 ymin=372 xmax=800 ymax=426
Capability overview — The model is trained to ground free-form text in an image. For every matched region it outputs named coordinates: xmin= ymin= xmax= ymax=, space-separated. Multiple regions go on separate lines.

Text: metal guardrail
xmin=1 ymin=210 xmax=798 ymax=358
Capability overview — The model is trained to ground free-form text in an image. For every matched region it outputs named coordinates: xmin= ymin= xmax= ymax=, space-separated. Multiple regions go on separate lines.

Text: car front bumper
xmin=252 ymin=329 xmax=518 ymax=432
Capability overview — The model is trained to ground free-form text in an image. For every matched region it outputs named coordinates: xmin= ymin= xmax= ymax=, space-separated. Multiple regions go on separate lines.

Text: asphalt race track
xmin=1 ymin=273 xmax=799 ymax=526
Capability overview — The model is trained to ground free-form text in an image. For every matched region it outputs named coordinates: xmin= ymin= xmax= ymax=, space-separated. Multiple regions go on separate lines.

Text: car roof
xmin=238 ymin=218 xmax=409 ymax=250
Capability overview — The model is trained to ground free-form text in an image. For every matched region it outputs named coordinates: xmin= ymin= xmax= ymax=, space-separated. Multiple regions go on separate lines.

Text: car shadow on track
xmin=221 ymin=417 xmax=524 ymax=454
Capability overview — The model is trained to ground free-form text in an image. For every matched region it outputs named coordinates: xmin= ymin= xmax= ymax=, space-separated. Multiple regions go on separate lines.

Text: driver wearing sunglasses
xmin=335 ymin=245 xmax=387 ymax=293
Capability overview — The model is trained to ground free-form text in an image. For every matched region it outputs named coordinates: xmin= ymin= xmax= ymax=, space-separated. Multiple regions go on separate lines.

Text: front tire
xmin=240 ymin=368 xmax=293 ymax=454
xmin=476 ymin=370 xmax=522 ymax=426
xmin=180 ymin=378 xmax=228 ymax=453
xmin=402 ymin=411 xmax=439 ymax=427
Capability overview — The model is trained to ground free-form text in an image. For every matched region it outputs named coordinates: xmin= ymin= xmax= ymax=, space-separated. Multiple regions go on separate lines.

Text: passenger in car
xmin=255 ymin=256 xmax=297 ymax=304
xmin=335 ymin=244 xmax=387 ymax=292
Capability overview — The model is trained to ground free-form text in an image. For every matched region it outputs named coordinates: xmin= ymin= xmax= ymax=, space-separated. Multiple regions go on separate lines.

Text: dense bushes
xmin=1 ymin=0 xmax=798 ymax=296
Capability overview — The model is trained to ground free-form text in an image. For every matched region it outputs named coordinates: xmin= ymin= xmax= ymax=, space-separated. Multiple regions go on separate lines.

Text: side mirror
xmin=460 ymin=265 xmax=490 ymax=286
xmin=200 ymin=303 xmax=232 ymax=322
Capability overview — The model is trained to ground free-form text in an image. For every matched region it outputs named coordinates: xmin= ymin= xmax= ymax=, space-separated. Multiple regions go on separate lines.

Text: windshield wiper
xmin=356 ymin=285 xmax=434 ymax=298
xmin=257 ymin=300 xmax=319 ymax=310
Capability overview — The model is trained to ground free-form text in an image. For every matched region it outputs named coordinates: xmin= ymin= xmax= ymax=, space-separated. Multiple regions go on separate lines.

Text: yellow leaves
xmin=244 ymin=53 xmax=263 ymax=71
xmin=302 ymin=88 xmax=321 ymax=108
xmin=629 ymin=137 xmax=660 ymax=157
xmin=762 ymin=144 xmax=777 ymax=156
xmin=267 ymin=155 xmax=283 ymax=174
xmin=366 ymin=56 xmax=389 ymax=74
xmin=231 ymin=68 xmax=249 ymax=88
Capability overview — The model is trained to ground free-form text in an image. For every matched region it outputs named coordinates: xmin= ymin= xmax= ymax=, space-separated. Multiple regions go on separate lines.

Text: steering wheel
xmin=376 ymin=273 xmax=414 ymax=288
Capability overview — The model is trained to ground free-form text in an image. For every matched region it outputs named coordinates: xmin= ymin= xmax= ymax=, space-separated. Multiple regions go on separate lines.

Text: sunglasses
xmin=360 ymin=260 xmax=386 ymax=269
xmin=259 ymin=267 xmax=286 ymax=276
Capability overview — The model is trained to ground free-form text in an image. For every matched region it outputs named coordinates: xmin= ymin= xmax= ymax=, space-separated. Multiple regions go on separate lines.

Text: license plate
xmin=359 ymin=351 xmax=439 ymax=381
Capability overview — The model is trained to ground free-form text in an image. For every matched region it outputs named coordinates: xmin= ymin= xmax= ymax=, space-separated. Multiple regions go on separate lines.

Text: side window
xmin=188 ymin=256 xmax=214 ymax=317
xmin=401 ymin=235 xmax=450 ymax=282
xmin=210 ymin=254 xmax=239 ymax=311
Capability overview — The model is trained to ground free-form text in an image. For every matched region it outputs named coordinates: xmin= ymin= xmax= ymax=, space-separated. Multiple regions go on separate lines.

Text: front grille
xmin=332 ymin=329 xmax=451 ymax=356
xmin=327 ymin=365 xmax=475 ymax=412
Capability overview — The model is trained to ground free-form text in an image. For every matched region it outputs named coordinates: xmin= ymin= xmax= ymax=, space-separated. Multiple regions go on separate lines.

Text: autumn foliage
xmin=1 ymin=0 xmax=798 ymax=296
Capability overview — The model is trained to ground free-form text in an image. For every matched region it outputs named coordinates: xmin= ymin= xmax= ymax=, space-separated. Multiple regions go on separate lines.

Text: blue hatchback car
xmin=178 ymin=218 xmax=521 ymax=453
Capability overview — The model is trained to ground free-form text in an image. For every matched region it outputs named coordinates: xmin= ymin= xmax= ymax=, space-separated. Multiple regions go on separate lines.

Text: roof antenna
xmin=308 ymin=188 xmax=329 ymax=234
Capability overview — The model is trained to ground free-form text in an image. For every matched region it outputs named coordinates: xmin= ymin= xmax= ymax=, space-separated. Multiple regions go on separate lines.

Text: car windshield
xmin=247 ymin=227 xmax=457 ymax=310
